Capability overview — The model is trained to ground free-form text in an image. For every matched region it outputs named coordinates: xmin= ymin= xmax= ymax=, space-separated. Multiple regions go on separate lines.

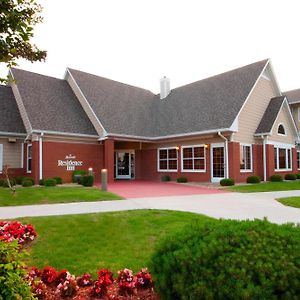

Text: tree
xmin=0 ymin=0 xmax=47 ymax=82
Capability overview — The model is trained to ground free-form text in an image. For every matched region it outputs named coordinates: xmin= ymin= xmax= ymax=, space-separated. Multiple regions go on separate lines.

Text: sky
xmin=2 ymin=0 xmax=300 ymax=93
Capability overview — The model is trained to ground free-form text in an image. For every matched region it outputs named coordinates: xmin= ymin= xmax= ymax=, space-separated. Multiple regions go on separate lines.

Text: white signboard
xmin=58 ymin=154 xmax=83 ymax=171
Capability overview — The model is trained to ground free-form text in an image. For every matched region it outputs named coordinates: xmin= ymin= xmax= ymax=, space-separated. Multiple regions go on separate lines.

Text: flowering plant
xmin=90 ymin=268 xmax=114 ymax=297
xmin=30 ymin=280 xmax=48 ymax=299
xmin=76 ymin=273 xmax=93 ymax=287
xmin=56 ymin=274 xmax=78 ymax=297
xmin=41 ymin=266 xmax=58 ymax=285
xmin=117 ymin=268 xmax=136 ymax=295
xmin=0 ymin=221 xmax=37 ymax=244
xmin=135 ymin=268 xmax=153 ymax=289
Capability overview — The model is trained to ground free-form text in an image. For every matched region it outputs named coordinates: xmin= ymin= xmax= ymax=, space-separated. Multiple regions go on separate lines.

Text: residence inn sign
xmin=57 ymin=154 xmax=83 ymax=171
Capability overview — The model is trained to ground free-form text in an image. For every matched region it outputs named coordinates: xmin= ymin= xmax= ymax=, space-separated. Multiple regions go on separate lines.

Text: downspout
xmin=262 ymin=135 xmax=267 ymax=182
xmin=39 ymin=132 xmax=44 ymax=180
xmin=218 ymin=132 xmax=229 ymax=179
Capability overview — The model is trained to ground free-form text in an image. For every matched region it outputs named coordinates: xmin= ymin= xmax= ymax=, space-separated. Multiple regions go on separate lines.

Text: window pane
xmin=183 ymin=148 xmax=192 ymax=158
xmin=168 ymin=149 xmax=177 ymax=159
xmin=298 ymin=152 xmax=300 ymax=169
xmin=287 ymin=149 xmax=291 ymax=169
xmin=278 ymin=124 xmax=285 ymax=135
xmin=159 ymin=149 xmax=167 ymax=159
xmin=245 ymin=146 xmax=251 ymax=170
xmin=28 ymin=145 xmax=32 ymax=158
xmin=194 ymin=147 xmax=204 ymax=158
xmin=28 ymin=158 xmax=32 ymax=172
xmin=194 ymin=158 xmax=205 ymax=170
xmin=240 ymin=145 xmax=245 ymax=170
xmin=183 ymin=159 xmax=193 ymax=170
xmin=274 ymin=148 xmax=278 ymax=169
xmin=159 ymin=160 xmax=167 ymax=170
xmin=168 ymin=159 xmax=177 ymax=170
xmin=279 ymin=148 xmax=286 ymax=169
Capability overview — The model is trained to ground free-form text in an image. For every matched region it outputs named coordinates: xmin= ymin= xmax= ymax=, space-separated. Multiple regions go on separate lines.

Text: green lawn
xmin=20 ymin=210 xmax=211 ymax=275
xmin=277 ymin=197 xmax=300 ymax=208
xmin=228 ymin=181 xmax=300 ymax=193
xmin=0 ymin=187 xmax=121 ymax=206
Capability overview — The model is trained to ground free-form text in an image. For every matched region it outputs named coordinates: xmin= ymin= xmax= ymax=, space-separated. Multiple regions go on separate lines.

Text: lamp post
xmin=101 ymin=169 xmax=108 ymax=191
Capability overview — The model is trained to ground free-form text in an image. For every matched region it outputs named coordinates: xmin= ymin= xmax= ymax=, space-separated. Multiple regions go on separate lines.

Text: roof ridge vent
xmin=160 ymin=76 xmax=170 ymax=99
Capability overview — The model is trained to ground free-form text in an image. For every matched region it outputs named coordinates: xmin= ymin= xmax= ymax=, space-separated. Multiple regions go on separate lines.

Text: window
xmin=27 ymin=144 xmax=32 ymax=173
xmin=278 ymin=124 xmax=286 ymax=135
xmin=240 ymin=144 xmax=252 ymax=172
xmin=274 ymin=146 xmax=292 ymax=170
xmin=0 ymin=144 xmax=3 ymax=172
xmin=181 ymin=145 xmax=206 ymax=172
xmin=158 ymin=148 xmax=177 ymax=171
xmin=298 ymin=151 xmax=300 ymax=170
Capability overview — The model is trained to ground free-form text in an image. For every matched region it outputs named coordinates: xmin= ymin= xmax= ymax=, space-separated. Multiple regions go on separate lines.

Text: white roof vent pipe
xmin=160 ymin=76 xmax=170 ymax=100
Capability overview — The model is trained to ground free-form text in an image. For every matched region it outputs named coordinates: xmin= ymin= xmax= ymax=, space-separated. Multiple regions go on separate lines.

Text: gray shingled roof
xmin=283 ymin=89 xmax=300 ymax=104
xmin=255 ymin=96 xmax=285 ymax=134
xmin=69 ymin=59 xmax=268 ymax=138
xmin=10 ymin=68 xmax=97 ymax=136
xmin=0 ymin=85 xmax=26 ymax=134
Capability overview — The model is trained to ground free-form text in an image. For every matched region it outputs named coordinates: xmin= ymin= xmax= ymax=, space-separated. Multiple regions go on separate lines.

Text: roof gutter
xmin=218 ymin=131 xmax=229 ymax=179
xmin=32 ymin=130 xmax=99 ymax=139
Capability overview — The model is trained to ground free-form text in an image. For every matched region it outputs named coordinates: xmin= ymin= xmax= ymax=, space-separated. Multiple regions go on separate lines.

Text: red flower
xmin=41 ymin=266 xmax=58 ymax=285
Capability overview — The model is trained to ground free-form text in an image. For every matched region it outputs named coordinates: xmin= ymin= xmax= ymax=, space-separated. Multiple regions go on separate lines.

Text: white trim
xmin=157 ymin=147 xmax=178 ymax=172
xmin=39 ymin=134 xmax=43 ymax=180
xmin=262 ymin=136 xmax=267 ymax=181
xmin=0 ymin=144 xmax=3 ymax=172
xmin=274 ymin=146 xmax=293 ymax=172
xmin=180 ymin=144 xmax=206 ymax=173
xmin=0 ymin=131 xmax=26 ymax=137
xmin=26 ymin=143 xmax=32 ymax=173
xmin=210 ymin=143 xmax=225 ymax=182
xmin=32 ymin=129 xmax=99 ymax=139
xmin=21 ymin=143 xmax=24 ymax=168
xmin=267 ymin=141 xmax=295 ymax=148
xmin=277 ymin=123 xmax=286 ymax=136
xmin=240 ymin=143 xmax=253 ymax=173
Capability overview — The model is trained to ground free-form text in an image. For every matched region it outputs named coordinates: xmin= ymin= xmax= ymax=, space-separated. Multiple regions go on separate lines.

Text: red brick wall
xmin=42 ymin=141 xmax=104 ymax=183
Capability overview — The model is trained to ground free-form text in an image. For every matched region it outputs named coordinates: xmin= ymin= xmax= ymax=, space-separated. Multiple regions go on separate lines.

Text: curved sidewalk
xmin=1 ymin=190 xmax=300 ymax=224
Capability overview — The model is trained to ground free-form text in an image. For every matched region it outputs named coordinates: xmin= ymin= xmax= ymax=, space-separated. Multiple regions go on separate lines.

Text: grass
xmin=277 ymin=197 xmax=300 ymax=208
xmin=0 ymin=186 xmax=121 ymax=206
xmin=19 ymin=210 xmax=211 ymax=275
xmin=228 ymin=181 xmax=300 ymax=193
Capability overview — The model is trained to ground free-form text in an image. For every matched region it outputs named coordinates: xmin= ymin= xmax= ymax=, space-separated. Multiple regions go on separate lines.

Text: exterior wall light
xmin=175 ymin=146 xmax=180 ymax=151
xmin=204 ymin=144 xmax=209 ymax=148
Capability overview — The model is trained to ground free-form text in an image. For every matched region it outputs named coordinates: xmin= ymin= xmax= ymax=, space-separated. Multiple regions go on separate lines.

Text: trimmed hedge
xmin=3 ymin=178 xmax=16 ymax=188
xmin=161 ymin=175 xmax=171 ymax=182
xmin=22 ymin=177 xmax=35 ymax=185
xmin=220 ymin=178 xmax=235 ymax=186
xmin=22 ymin=180 xmax=33 ymax=187
xmin=14 ymin=176 xmax=25 ymax=185
xmin=0 ymin=179 xmax=4 ymax=187
xmin=39 ymin=179 xmax=44 ymax=186
xmin=285 ymin=173 xmax=297 ymax=181
xmin=176 ymin=177 xmax=188 ymax=183
xmin=72 ymin=170 xmax=87 ymax=183
xmin=53 ymin=176 xmax=63 ymax=184
xmin=270 ymin=174 xmax=283 ymax=182
xmin=151 ymin=219 xmax=300 ymax=299
xmin=44 ymin=178 xmax=57 ymax=187
xmin=296 ymin=173 xmax=300 ymax=179
xmin=0 ymin=241 xmax=33 ymax=299
xmin=81 ymin=175 xmax=94 ymax=187
xmin=246 ymin=175 xmax=261 ymax=184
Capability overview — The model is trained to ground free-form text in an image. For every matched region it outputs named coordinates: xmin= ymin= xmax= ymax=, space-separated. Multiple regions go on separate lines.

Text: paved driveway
xmin=106 ymin=180 xmax=224 ymax=198
xmin=2 ymin=190 xmax=300 ymax=224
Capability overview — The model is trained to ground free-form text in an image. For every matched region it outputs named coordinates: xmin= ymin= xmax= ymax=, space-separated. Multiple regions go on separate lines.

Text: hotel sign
xmin=58 ymin=154 xmax=83 ymax=171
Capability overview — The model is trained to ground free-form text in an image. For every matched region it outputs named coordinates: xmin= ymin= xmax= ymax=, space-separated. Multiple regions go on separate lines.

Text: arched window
xmin=278 ymin=124 xmax=285 ymax=135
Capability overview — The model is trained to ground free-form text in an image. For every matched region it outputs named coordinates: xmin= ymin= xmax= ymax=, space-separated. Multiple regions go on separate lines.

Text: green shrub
xmin=0 ymin=241 xmax=33 ymax=299
xmin=176 ymin=177 xmax=188 ymax=183
xmin=0 ymin=179 xmax=4 ymax=187
xmin=220 ymin=178 xmax=235 ymax=186
xmin=39 ymin=179 xmax=44 ymax=186
xmin=285 ymin=173 xmax=297 ymax=181
xmin=22 ymin=176 xmax=35 ymax=185
xmin=81 ymin=175 xmax=94 ymax=187
xmin=3 ymin=178 xmax=16 ymax=188
xmin=44 ymin=178 xmax=57 ymax=187
xmin=22 ymin=180 xmax=33 ymax=187
xmin=270 ymin=174 xmax=283 ymax=182
xmin=161 ymin=175 xmax=171 ymax=182
xmin=296 ymin=173 xmax=300 ymax=179
xmin=14 ymin=176 xmax=25 ymax=185
xmin=72 ymin=170 xmax=87 ymax=183
xmin=151 ymin=219 xmax=300 ymax=300
xmin=53 ymin=176 xmax=63 ymax=184
xmin=246 ymin=175 xmax=261 ymax=184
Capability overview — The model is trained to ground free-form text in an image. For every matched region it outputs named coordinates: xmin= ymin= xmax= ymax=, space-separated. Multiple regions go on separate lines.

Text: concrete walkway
xmin=1 ymin=190 xmax=300 ymax=224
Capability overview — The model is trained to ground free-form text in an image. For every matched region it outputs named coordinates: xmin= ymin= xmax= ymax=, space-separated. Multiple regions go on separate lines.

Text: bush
xmin=44 ymin=178 xmax=57 ymax=187
xmin=161 ymin=175 xmax=171 ymax=182
xmin=0 ymin=241 xmax=33 ymax=299
xmin=220 ymin=178 xmax=235 ymax=186
xmin=246 ymin=175 xmax=261 ymax=184
xmin=285 ymin=173 xmax=297 ymax=181
xmin=0 ymin=179 xmax=4 ymax=187
xmin=296 ymin=173 xmax=300 ymax=179
xmin=22 ymin=180 xmax=33 ymax=187
xmin=53 ymin=176 xmax=63 ymax=184
xmin=3 ymin=178 xmax=16 ymax=188
xmin=39 ymin=179 xmax=44 ymax=186
xmin=151 ymin=219 xmax=300 ymax=299
xmin=14 ymin=176 xmax=25 ymax=185
xmin=72 ymin=170 xmax=87 ymax=183
xmin=81 ymin=175 xmax=94 ymax=187
xmin=22 ymin=176 xmax=35 ymax=185
xmin=270 ymin=174 xmax=283 ymax=182
xmin=176 ymin=177 xmax=188 ymax=183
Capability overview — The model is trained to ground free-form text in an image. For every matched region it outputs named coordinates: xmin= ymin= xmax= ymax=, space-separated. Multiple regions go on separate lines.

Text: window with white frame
xmin=0 ymin=144 xmax=3 ymax=172
xmin=158 ymin=148 xmax=177 ymax=171
xmin=274 ymin=146 xmax=292 ymax=170
xmin=240 ymin=144 xmax=252 ymax=172
xmin=277 ymin=124 xmax=286 ymax=135
xmin=297 ymin=151 xmax=300 ymax=170
xmin=181 ymin=145 xmax=206 ymax=172
xmin=27 ymin=144 xmax=32 ymax=173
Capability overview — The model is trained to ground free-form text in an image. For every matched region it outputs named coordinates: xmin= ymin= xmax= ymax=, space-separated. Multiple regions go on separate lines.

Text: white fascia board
xmin=32 ymin=129 xmax=99 ymax=139
xmin=0 ymin=131 xmax=27 ymax=137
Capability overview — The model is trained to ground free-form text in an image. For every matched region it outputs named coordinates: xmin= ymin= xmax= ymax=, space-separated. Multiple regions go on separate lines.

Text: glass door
xmin=115 ymin=151 xmax=135 ymax=179
xmin=211 ymin=143 xmax=225 ymax=182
